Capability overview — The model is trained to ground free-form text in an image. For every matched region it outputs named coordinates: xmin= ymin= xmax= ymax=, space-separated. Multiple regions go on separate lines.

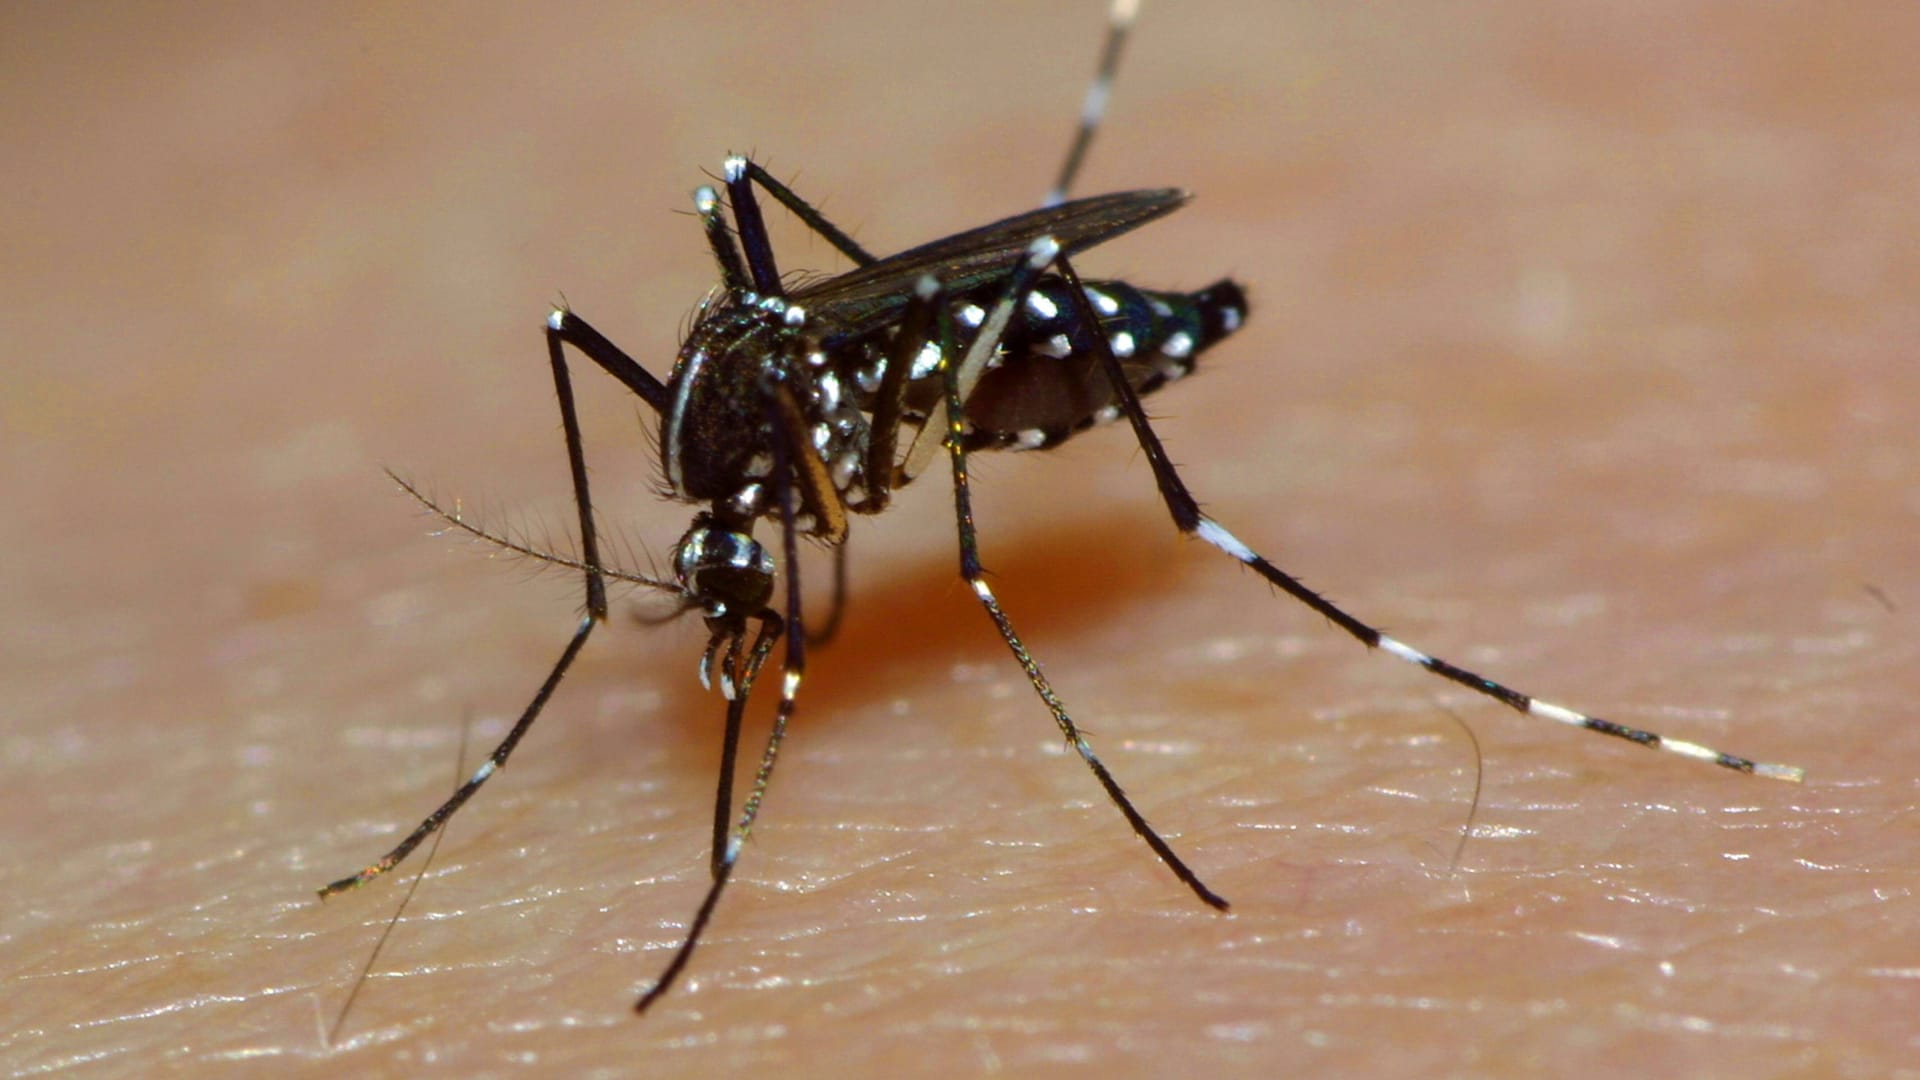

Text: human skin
xmin=4 ymin=3 xmax=1917 ymax=1077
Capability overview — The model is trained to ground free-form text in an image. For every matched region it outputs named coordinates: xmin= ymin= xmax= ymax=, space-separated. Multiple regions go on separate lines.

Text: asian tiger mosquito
xmin=319 ymin=0 xmax=1805 ymax=1014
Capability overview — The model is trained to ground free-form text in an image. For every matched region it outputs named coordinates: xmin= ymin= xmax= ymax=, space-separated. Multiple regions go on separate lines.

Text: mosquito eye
xmin=674 ymin=524 xmax=774 ymax=620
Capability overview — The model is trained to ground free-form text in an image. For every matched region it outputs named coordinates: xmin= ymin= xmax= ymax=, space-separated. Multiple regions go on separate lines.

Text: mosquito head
xmin=672 ymin=514 xmax=775 ymax=631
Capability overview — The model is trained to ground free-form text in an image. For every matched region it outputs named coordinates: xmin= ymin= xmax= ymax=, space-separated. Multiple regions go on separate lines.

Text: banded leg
xmin=931 ymin=241 xmax=1228 ymax=911
xmin=1046 ymin=0 xmax=1142 ymax=206
xmin=636 ymin=377 xmax=815 ymax=1012
xmin=1049 ymin=253 xmax=1805 ymax=784
xmin=318 ymin=306 xmax=646 ymax=897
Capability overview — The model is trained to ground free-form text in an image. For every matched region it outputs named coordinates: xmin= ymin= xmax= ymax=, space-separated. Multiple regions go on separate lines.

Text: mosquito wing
xmin=792 ymin=189 xmax=1188 ymax=337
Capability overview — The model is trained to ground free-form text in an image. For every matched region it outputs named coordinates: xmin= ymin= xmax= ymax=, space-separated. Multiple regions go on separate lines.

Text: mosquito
xmin=320 ymin=0 xmax=1804 ymax=1014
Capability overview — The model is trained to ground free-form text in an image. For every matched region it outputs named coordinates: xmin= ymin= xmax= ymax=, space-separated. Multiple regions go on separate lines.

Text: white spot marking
xmin=1220 ymin=306 xmax=1243 ymax=332
xmin=911 ymin=339 xmax=944 ymax=380
xmin=1150 ymin=298 xmax=1173 ymax=317
xmin=723 ymin=156 xmax=748 ymax=182
xmin=831 ymin=451 xmax=858 ymax=491
xmin=959 ymin=304 xmax=986 ymax=328
xmin=1110 ymin=331 xmax=1135 ymax=358
xmin=1163 ymin=330 xmax=1194 ymax=359
xmin=693 ymin=186 xmax=720 ymax=214
xmin=1026 ymin=291 xmax=1059 ymax=320
xmin=1093 ymin=405 xmax=1120 ymax=425
xmin=784 ymin=304 xmax=807 ymax=327
xmin=1084 ymin=288 xmax=1120 ymax=316
xmin=1015 ymin=429 xmax=1048 ymax=449
xmin=726 ymin=482 xmax=764 ymax=517
xmin=1039 ymin=333 xmax=1072 ymax=358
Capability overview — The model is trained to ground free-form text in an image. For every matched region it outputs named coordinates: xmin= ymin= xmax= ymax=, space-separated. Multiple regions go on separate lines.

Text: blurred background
xmin=3 ymin=3 xmax=1916 ymax=1077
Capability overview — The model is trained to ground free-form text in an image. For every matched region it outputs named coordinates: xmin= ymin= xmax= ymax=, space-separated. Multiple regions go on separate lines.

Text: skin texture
xmin=4 ymin=2 xmax=1917 ymax=1076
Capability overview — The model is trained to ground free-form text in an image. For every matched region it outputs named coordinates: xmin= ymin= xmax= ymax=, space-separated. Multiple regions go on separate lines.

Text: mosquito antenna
xmin=388 ymin=468 xmax=678 ymax=593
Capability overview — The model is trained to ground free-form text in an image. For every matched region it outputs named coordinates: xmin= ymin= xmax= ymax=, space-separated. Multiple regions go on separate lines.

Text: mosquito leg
xmin=636 ymin=379 xmax=815 ymax=1013
xmin=929 ymin=249 xmax=1230 ymax=912
xmin=693 ymin=184 xmax=750 ymax=293
xmin=1049 ymin=253 xmax=1805 ymax=784
xmin=1045 ymin=0 xmax=1141 ymax=206
xmin=319 ymin=309 xmax=635 ymax=897
xmin=545 ymin=308 xmax=670 ymax=413
xmin=718 ymin=157 xmax=787 ymax=295
xmin=733 ymin=157 xmax=878 ymax=267
xmin=849 ymin=256 xmax=943 ymax=516
xmin=808 ymin=542 xmax=852 ymax=645
xmin=708 ymin=632 xmax=746 ymax=883
xmin=708 ymin=617 xmax=782 ymax=882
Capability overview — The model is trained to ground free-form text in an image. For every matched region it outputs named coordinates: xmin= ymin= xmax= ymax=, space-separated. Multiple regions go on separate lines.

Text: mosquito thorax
xmin=664 ymin=292 xmax=874 ymax=523
xmin=672 ymin=514 xmax=775 ymax=627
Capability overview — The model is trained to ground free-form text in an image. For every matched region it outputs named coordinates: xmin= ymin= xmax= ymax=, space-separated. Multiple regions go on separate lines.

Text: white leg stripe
xmin=1756 ymin=762 xmax=1808 ymax=782
xmin=469 ymin=760 xmax=497 ymax=785
xmin=1529 ymin=700 xmax=1588 ymax=729
xmin=782 ymin=670 xmax=802 ymax=700
xmin=1376 ymin=635 xmax=1432 ymax=667
xmin=971 ymin=579 xmax=995 ymax=602
xmin=1195 ymin=517 xmax=1257 ymax=564
xmin=1659 ymin=738 xmax=1719 ymax=763
xmin=1080 ymin=78 xmax=1110 ymax=127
